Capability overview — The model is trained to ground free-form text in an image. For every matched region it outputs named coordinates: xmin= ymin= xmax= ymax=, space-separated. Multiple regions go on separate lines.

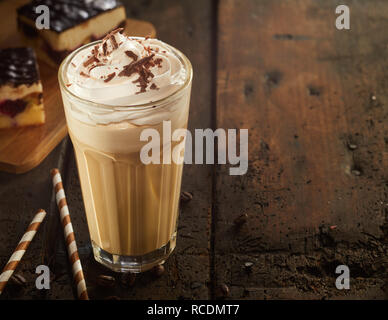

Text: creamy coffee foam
xmin=66 ymin=30 xmax=186 ymax=107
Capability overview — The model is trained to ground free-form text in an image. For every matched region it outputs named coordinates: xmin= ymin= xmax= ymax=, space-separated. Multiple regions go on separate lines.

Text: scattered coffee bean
xmin=351 ymin=169 xmax=361 ymax=176
xmin=307 ymin=86 xmax=321 ymax=96
xmin=217 ymin=283 xmax=230 ymax=298
xmin=180 ymin=191 xmax=193 ymax=203
xmin=104 ymin=295 xmax=121 ymax=300
xmin=233 ymin=213 xmax=248 ymax=227
xmin=191 ymin=282 xmax=202 ymax=290
xmin=152 ymin=264 xmax=165 ymax=277
xmin=244 ymin=262 xmax=253 ymax=272
xmin=347 ymin=142 xmax=357 ymax=150
xmin=97 ymin=275 xmax=116 ymax=288
xmin=9 ymin=273 xmax=27 ymax=287
xmin=120 ymin=272 xmax=136 ymax=288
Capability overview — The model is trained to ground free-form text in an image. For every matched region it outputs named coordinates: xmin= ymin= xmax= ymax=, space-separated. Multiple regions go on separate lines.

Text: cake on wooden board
xmin=0 ymin=47 xmax=45 ymax=128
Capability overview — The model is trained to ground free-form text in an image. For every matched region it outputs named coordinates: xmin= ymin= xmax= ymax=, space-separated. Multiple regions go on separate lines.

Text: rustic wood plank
xmin=46 ymin=0 xmax=214 ymax=300
xmin=214 ymin=0 xmax=387 ymax=299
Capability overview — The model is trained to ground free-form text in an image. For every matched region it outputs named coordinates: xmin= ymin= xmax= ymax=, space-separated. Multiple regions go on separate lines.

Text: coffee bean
xmin=120 ymin=272 xmax=136 ymax=288
xmin=244 ymin=262 xmax=253 ymax=272
xmin=180 ymin=191 xmax=193 ymax=203
xmin=9 ymin=273 xmax=27 ymax=287
xmin=351 ymin=169 xmax=361 ymax=176
xmin=97 ymin=275 xmax=116 ymax=288
xmin=234 ymin=213 xmax=248 ymax=227
xmin=152 ymin=265 xmax=165 ymax=277
xmin=348 ymin=142 xmax=357 ymax=150
xmin=217 ymin=283 xmax=230 ymax=298
xmin=191 ymin=282 xmax=202 ymax=290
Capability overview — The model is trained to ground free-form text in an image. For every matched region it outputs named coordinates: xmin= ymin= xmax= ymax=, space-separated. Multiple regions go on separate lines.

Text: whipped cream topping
xmin=65 ymin=29 xmax=187 ymax=106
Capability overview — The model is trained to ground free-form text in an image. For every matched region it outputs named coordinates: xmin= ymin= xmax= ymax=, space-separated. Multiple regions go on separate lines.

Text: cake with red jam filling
xmin=0 ymin=48 xmax=45 ymax=128
xmin=17 ymin=0 xmax=126 ymax=66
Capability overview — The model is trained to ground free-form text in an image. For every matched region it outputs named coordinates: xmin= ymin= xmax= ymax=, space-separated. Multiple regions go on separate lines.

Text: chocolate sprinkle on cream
xmin=110 ymin=35 xmax=118 ymax=49
xmin=125 ymin=50 xmax=138 ymax=61
xmin=154 ymin=58 xmax=163 ymax=68
xmin=89 ymin=63 xmax=104 ymax=72
xmin=67 ymin=30 xmax=186 ymax=103
xmin=80 ymin=71 xmax=89 ymax=77
xmin=83 ymin=56 xmax=99 ymax=67
xmin=112 ymin=28 xmax=124 ymax=35
xmin=102 ymin=42 xmax=108 ymax=56
xmin=104 ymin=72 xmax=116 ymax=83
xmin=119 ymin=54 xmax=156 ymax=93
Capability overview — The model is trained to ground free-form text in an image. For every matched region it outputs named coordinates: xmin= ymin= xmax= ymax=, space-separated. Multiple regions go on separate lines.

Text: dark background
xmin=0 ymin=0 xmax=387 ymax=300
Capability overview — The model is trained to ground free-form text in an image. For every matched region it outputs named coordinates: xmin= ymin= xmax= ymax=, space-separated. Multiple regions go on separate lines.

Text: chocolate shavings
xmin=104 ymin=72 xmax=116 ymax=83
xmin=110 ymin=35 xmax=118 ymax=49
xmin=118 ymin=54 xmax=155 ymax=93
xmin=83 ymin=56 xmax=99 ymax=67
xmin=111 ymin=28 xmax=124 ymax=35
xmin=125 ymin=50 xmax=138 ymax=61
xmin=154 ymin=58 xmax=163 ymax=68
xmin=80 ymin=71 xmax=90 ymax=77
xmin=102 ymin=42 xmax=108 ymax=56
xmin=89 ymin=63 xmax=104 ymax=72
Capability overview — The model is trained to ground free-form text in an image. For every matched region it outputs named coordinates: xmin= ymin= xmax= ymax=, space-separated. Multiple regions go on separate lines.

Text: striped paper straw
xmin=51 ymin=168 xmax=89 ymax=300
xmin=0 ymin=209 xmax=47 ymax=295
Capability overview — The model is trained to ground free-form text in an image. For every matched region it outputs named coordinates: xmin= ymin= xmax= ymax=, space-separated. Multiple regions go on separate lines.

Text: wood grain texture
xmin=214 ymin=0 xmax=387 ymax=299
xmin=0 ymin=0 xmax=155 ymax=174
xmin=1 ymin=0 xmax=387 ymax=301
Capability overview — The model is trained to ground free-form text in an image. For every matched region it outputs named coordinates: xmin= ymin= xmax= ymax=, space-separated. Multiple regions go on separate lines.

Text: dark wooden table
xmin=0 ymin=0 xmax=386 ymax=300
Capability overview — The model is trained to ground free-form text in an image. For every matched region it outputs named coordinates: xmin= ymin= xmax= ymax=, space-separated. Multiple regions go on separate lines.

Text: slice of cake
xmin=17 ymin=0 xmax=126 ymax=66
xmin=0 ymin=48 xmax=45 ymax=128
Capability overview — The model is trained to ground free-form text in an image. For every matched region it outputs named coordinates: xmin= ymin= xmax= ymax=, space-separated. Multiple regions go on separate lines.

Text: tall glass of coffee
xmin=58 ymin=30 xmax=192 ymax=272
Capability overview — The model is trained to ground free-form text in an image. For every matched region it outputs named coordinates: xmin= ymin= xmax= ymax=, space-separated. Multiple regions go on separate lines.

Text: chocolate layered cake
xmin=17 ymin=0 xmax=126 ymax=66
xmin=0 ymin=48 xmax=45 ymax=128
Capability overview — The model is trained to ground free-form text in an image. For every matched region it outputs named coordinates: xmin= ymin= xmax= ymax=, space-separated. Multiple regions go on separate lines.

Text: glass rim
xmin=58 ymin=37 xmax=193 ymax=111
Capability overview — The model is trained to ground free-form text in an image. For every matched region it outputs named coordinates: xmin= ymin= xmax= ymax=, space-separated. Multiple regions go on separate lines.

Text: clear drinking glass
xmin=58 ymin=41 xmax=192 ymax=272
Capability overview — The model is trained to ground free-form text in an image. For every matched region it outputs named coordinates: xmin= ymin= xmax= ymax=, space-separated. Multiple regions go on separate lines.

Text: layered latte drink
xmin=58 ymin=30 xmax=192 ymax=272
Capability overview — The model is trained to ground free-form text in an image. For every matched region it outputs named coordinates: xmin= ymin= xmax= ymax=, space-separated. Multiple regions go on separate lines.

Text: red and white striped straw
xmin=51 ymin=168 xmax=89 ymax=300
xmin=0 ymin=209 xmax=46 ymax=295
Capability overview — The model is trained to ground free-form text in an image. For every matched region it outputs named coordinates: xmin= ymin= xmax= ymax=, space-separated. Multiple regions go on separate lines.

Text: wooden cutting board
xmin=0 ymin=0 xmax=156 ymax=174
